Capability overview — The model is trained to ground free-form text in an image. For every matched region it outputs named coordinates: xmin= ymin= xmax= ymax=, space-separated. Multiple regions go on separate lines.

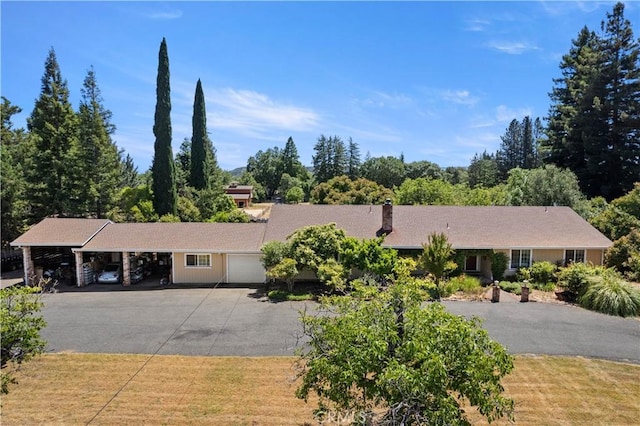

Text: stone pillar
xmin=22 ymin=246 xmax=34 ymax=285
xmin=520 ymin=281 xmax=530 ymax=303
xmin=122 ymin=253 xmax=130 ymax=286
xmin=491 ymin=280 xmax=500 ymax=303
xmin=75 ymin=251 xmax=84 ymax=287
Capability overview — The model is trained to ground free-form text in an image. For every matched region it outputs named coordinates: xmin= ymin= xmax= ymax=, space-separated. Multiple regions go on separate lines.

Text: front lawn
xmin=1 ymin=354 xmax=638 ymax=425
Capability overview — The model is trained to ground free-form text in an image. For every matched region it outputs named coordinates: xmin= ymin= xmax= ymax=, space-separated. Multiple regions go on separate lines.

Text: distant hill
xmin=227 ymin=167 xmax=246 ymax=177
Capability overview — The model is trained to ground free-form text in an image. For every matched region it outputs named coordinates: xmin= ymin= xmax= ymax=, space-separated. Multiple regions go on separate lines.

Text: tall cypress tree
xmin=190 ymin=79 xmax=209 ymax=190
xmin=26 ymin=48 xmax=79 ymax=220
xmin=152 ymin=37 xmax=177 ymax=216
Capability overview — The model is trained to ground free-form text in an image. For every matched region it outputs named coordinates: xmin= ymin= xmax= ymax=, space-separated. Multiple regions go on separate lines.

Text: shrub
xmin=556 ymin=262 xmax=604 ymax=300
xmin=491 ymin=252 xmax=509 ymax=281
xmin=529 ymin=261 xmax=558 ymax=284
xmin=499 ymin=281 xmax=522 ymax=295
xmin=531 ymin=282 xmax=556 ymax=292
xmin=448 ymin=274 xmax=482 ymax=293
xmin=579 ymin=272 xmax=640 ymax=317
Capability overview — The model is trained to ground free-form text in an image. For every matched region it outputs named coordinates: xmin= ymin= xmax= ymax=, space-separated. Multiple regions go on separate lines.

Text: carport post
xmin=122 ymin=253 xmax=130 ymax=286
xmin=74 ymin=250 xmax=84 ymax=287
xmin=22 ymin=246 xmax=34 ymax=285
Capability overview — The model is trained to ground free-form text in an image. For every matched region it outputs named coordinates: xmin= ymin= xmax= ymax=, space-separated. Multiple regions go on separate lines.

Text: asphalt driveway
xmin=39 ymin=286 xmax=640 ymax=363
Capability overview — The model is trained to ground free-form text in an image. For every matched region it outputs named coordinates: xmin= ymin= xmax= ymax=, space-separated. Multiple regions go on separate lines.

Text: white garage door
xmin=227 ymin=254 xmax=266 ymax=283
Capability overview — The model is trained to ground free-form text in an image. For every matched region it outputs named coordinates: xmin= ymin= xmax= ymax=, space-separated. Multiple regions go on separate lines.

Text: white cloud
xmin=486 ymin=41 xmax=539 ymax=55
xmin=146 ymin=8 xmax=183 ymax=20
xmin=464 ymin=18 xmax=491 ymax=32
xmin=206 ymin=88 xmax=320 ymax=137
xmin=354 ymin=90 xmax=412 ymax=109
xmin=495 ymin=105 xmax=533 ymax=122
xmin=441 ymin=89 xmax=479 ymax=106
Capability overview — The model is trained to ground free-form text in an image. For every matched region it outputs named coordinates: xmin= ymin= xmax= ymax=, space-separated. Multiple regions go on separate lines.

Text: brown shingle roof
xmin=263 ymin=204 xmax=612 ymax=249
xmin=10 ymin=218 xmax=111 ymax=247
xmin=79 ymin=222 xmax=267 ymax=253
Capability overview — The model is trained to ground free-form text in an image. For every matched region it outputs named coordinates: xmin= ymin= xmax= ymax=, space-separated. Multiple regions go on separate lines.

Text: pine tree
xmin=346 ymin=137 xmax=361 ymax=179
xmin=544 ymin=3 xmax=639 ymax=200
xmin=190 ymin=79 xmax=209 ymax=190
xmin=77 ymin=67 xmax=121 ymax=217
xmin=152 ymin=38 xmax=177 ymax=216
xmin=26 ymin=48 xmax=79 ymax=220
xmin=281 ymin=136 xmax=303 ymax=178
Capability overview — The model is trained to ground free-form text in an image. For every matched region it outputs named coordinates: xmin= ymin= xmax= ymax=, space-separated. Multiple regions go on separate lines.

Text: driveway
xmin=38 ymin=286 xmax=640 ymax=363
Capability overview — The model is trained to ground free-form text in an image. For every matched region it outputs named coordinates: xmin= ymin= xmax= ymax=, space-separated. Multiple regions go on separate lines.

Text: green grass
xmin=267 ymin=289 xmax=315 ymax=301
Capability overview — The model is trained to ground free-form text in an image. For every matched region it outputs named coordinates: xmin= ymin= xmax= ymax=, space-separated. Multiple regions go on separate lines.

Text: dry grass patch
xmin=1 ymin=354 xmax=638 ymax=425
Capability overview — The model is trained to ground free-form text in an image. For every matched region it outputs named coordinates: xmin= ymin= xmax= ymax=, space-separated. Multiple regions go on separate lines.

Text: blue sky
xmin=2 ymin=1 xmax=636 ymax=172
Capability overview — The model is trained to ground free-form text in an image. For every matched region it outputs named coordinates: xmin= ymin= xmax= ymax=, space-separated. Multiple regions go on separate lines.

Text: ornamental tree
xmin=296 ymin=271 xmax=515 ymax=424
xmin=1 ymin=286 xmax=47 ymax=395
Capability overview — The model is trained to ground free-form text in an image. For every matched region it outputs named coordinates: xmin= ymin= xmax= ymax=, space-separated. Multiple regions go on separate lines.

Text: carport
xmin=10 ymin=218 xmax=111 ymax=286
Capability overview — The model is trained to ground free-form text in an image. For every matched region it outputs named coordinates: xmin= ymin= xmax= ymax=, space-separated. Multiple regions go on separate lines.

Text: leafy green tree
xmin=418 ymin=232 xmax=457 ymax=300
xmin=152 ymin=37 xmax=177 ymax=216
xmin=246 ymin=147 xmax=282 ymax=199
xmin=404 ymin=160 xmax=443 ymax=180
xmin=605 ymin=229 xmax=640 ymax=280
xmin=1 ymin=286 xmax=47 ymax=395
xmin=210 ymin=209 xmax=250 ymax=223
xmin=360 ymin=155 xmax=405 ymax=189
xmin=286 ymin=186 xmax=305 ymax=204
xmin=296 ymin=276 xmax=514 ymax=424
xmin=266 ymin=258 xmax=298 ymax=292
xmin=261 ymin=240 xmax=291 ymax=270
xmin=310 ymin=175 xmax=393 ymax=205
xmin=76 ymin=67 xmax=121 ymax=218
xmin=312 ymin=135 xmax=347 ymax=183
xmin=505 ymin=165 xmax=585 ymax=208
xmin=340 ymin=236 xmax=398 ymax=279
xmin=1 ymin=97 xmax=30 ymax=245
xmin=288 ymin=223 xmax=346 ymax=275
xmin=26 ymin=48 xmax=79 ymax=220
xmin=395 ymin=177 xmax=459 ymax=205
xmin=238 ymin=171 xmax=266 ymax=202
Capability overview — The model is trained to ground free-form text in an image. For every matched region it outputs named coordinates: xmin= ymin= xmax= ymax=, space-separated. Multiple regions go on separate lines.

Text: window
xmin=565 ymin=249 xmax=585 ymax=265
xmin=510 ymin=249 xmax=531 ymax=269
xmin=464 ymin=256 xmax=479 ymax=271
xmin=185 ymin=254 xmax=211 ymax=267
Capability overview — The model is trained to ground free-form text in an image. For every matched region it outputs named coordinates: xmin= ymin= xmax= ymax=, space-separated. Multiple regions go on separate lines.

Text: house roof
xmin=10 ymin=218 xmax=111 ymax=247
xmin=11 ymin=204 xmax=612 ymax=253
xmin=263 ymin=204 xmax=612 ymax=249
xmin=78 ymin=222 xmax=267 ymax=253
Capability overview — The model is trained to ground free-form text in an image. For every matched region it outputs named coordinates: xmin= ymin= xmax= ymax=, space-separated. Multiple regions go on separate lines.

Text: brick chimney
xmin=382 ymin=199 xmax=393 ymax=235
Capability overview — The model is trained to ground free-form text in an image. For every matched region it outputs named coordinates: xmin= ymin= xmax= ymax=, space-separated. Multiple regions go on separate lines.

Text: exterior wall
xmin=587 ymin=249 xmax=604 ymax=266
xmin=532 ymin=249 xmax=564 ymax=264
xmin=173 ymin=252 xmax=224 ymax=284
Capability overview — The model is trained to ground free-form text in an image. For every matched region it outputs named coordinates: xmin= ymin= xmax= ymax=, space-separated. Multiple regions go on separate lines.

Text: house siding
xmin=532 ymin=249 xmax=565 ymax=265
xmin=173 ymin=252 xmax=224 ymax=284
xmin=587 ymin=249 xmax=604 ymax=266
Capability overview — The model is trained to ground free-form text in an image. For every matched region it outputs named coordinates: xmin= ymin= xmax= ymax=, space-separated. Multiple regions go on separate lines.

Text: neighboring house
xmin=11 ymin=203 xmax=612 ymax=287
xmin=224 ymin=183 xmax=253 ymax=208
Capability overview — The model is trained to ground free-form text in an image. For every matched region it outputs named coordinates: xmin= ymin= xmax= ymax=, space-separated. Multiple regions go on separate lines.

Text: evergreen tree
xmin=312 ymin=135 xmax=347 ymax=183
xmin=280 ymin=136 xmax=304 ymax=178
xmin=77 ymin=67 xmax=121 ymax=217
xmin=190 ymin=79 xmax=210 ymax=190
xmin=119 ymin=152 xmax=139 ymax=188
xmin=152 ymin=38 xmax=177 ymax=216
xmin=1 ymin=98 xmax=29 ymax=244
xmin=544 ymin=3 xmax=639 ymax=200
xmin=26 ymin=48 xmax=79 ymax=220
xmin=346 ymin=137 xmax=361 ymax=179
xmin=468 ymin=150 xmax=499 ymax=188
